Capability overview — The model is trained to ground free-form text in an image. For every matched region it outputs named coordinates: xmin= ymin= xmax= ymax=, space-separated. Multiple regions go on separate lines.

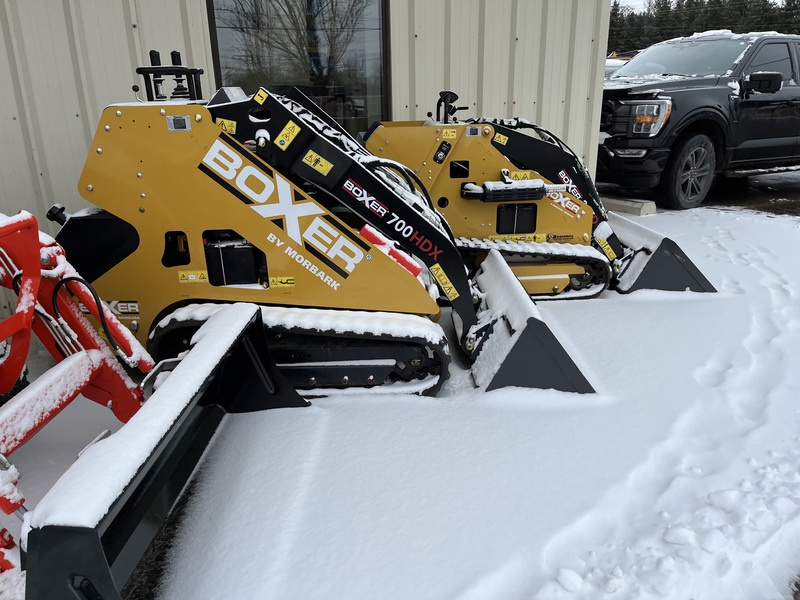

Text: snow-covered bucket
xmin=468 ymin=250 xmax=594 ymax=393
xmin=22 ymin=304 xmax=307 ymax=599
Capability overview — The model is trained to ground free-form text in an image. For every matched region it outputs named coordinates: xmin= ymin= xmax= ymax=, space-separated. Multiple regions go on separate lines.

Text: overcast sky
xmin=618 ymin=0 xmax=647 ymax=9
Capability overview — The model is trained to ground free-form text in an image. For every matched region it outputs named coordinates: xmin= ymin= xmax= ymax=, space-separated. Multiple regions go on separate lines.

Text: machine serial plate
xmin=167 ymin=115 xmax=192 ymax=132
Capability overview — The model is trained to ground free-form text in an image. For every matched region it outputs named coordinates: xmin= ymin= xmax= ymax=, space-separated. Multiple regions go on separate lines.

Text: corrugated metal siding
xmin=0 ymin=0 xmax=215 ymax=232
xmin=1 ymin=0 xmax=609 ymax=227
xmin=388 ymin=0 xmax=611 ymax=174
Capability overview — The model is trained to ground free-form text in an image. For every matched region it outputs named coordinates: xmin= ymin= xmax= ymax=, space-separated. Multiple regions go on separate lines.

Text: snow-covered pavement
xmin=2 ymin=207 xmax=800 ymax=599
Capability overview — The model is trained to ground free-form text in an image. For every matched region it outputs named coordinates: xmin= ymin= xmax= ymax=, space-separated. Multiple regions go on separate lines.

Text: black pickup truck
xmin=598 ymin=31 xmax=800 ymax=209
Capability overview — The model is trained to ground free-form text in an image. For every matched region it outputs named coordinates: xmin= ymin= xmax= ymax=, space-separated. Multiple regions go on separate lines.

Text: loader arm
xmin=208 ymin=90 xmax=481 ymax=353
xmin=471 ymin=119 xmax=602 ymax=207
xmin=468 ymin=117 xmax=624 ymax=257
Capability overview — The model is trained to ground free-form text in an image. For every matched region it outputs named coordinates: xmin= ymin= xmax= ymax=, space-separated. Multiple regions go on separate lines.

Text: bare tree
xmin=217 ymin=0 xmax=370 ymax=89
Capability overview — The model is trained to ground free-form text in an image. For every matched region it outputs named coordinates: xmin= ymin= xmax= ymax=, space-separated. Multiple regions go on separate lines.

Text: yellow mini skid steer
xmin=362 ymin=91 xmax=715 ymax=299
xmin=48 ymin=54 xmax=592 ymax=397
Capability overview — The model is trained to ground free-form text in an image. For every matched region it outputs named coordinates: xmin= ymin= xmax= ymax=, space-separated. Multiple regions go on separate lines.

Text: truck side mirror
xmin=743 ymin=72 xmax=783 ymax=94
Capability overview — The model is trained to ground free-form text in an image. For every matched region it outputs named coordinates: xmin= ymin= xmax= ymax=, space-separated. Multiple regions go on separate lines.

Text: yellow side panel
xmin=367 ymin=122 xmax=593 ymax=245
xmin=79 ymin=104 xmax=438 ymax=341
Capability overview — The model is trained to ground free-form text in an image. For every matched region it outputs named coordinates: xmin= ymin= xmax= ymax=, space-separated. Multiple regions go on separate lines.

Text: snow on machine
xmin=49 ymin=53 xmax=593 ymax=396
xmin=362 ymin=91 xmax=715 ymax=299
xmin=0 ymin=211 xmax=305 ymax=597
xmin=7 ymin=56 xmax=717 ymax=600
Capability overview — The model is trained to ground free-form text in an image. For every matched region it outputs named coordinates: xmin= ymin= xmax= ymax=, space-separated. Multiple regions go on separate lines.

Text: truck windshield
xmin=610 ymin=37 xmax=752 ymax=79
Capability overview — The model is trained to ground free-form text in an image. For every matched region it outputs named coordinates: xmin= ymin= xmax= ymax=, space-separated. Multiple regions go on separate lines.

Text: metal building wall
xmin=1 ymin=0 xmax=610 ymax=229
xmin=0 ymin=0 xmax=216 ymax=231
xmin=388 ymin=0 xmax=611 ymax=174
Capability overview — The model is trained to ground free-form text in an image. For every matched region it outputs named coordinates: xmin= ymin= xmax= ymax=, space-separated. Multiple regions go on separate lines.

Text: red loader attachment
xmin=0 ymin=212 xmax=305 ymax=597
xmin=0 ymin=211 xmax=154 ymax=569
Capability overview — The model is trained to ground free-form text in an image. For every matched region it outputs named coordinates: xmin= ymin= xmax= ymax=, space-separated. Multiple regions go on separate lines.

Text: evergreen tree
xmin=704 ymin=0 xmax=731 ymax=32
xmin=752 ymin=0 xmax=780 ymax=32
xmin=628 ymin=12 xmax=650 ymax=49
xmin=673 ymin=0 xmax=689 ymax=33
xmin=605 ymin=0 xmax=794 ymax=54
xmin=608 ymin=0 xmax=800 ymax=53
xmin=684 ymin=0 xmax=707 ymax=32
xmin=652 ymin=0 xmax=678 ymax=39
xmin=783 ymin=0 xmax=800 ymax=33
xmin=608 ymin=0 xmax=624 ymax=55
xmin=727 ymin=0 xmax=749 ymax=31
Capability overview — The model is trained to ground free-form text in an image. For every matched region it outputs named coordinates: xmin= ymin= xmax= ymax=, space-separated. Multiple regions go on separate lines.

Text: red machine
xmin=0 ymin=211 xmax=154 ymax=570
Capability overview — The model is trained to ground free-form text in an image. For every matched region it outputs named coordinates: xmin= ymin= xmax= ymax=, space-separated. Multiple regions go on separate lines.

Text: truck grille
xmin=600 ymin=101 xmax=615 ymax=132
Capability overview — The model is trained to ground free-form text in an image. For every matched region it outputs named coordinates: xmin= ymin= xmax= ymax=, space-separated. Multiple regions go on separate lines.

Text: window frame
xmin=743 ymin=41 xmax=796 ymax=83
xmin=205 ymin=0 xmax=391 ymax=121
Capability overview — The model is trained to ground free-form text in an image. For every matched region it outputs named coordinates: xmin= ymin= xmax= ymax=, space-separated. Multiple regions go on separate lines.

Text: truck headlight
xmin=623 ymin=99 xmax=672 ymax=137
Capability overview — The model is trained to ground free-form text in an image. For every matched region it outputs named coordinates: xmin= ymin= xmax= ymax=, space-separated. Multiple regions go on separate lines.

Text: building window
xmin=209 ymin=0 xmax=386 ymax=136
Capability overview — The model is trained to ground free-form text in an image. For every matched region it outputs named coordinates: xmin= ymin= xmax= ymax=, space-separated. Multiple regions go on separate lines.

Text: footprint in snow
xmin=693 ymin=357 xmax=733 ymax=388
xmin=719 ymin=277 xmax=746 ymax=294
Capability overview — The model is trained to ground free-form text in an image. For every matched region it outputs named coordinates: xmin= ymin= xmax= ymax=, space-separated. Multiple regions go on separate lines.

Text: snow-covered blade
xmin=608 ymin=212 xmax=716 ymax=293
xmin=23 ymin=304 xmax=306 ymax=600
xmin=469 ymin=251 xmax=593 ymax=393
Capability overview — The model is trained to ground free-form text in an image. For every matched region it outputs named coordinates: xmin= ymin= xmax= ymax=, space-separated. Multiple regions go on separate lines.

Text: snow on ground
xmin=2 ymin=207 xmax=800 ymax=599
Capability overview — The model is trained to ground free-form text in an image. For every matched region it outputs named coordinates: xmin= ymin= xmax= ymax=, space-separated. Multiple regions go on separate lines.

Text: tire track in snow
xmin=158 ymin=407 xmax=332 ymax=599
xmin=533 ymin=218 xmax=800 ymax=599
xmin=260 ymin=408 xmax=332 ymax=593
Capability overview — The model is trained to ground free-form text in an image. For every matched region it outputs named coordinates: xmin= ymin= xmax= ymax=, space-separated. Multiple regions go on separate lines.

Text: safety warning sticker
xmin=302 ymin=150 xmax=333 ymax=175
xmin=430 ymin=263 xmax=459 ymax=301
xmin=269 ymin=276 xmax=296 ymax=288
xmin=216 ymin=118 xmax=237 ymax=134
xmin=254 ymin=89 xmax=268 ymax=105
xmin=275 ymin=120 xmax=300 ymax=150
xmin=179 ymin=270 xmax=208 ymax=283
xmin=596 ymin=238 xmax=617 ymax=261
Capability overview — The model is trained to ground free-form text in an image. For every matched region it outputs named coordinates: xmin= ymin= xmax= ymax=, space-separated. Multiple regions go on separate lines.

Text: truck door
xmin=731 ymin=41 xmax=800 ymax=165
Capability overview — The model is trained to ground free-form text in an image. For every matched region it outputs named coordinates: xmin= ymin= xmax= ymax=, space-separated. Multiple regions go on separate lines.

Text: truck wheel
xmin=657 ymin=133 xmax=715 ymax=209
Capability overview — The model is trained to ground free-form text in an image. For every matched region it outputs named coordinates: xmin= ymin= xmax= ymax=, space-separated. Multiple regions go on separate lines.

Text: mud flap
xmin=469 ymin=251 xmax=594 ymax=393
xmin=23 ymin=304 xmax=307 ymax=600
xmin=608 ymin=212 xmax=716 ymax=293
